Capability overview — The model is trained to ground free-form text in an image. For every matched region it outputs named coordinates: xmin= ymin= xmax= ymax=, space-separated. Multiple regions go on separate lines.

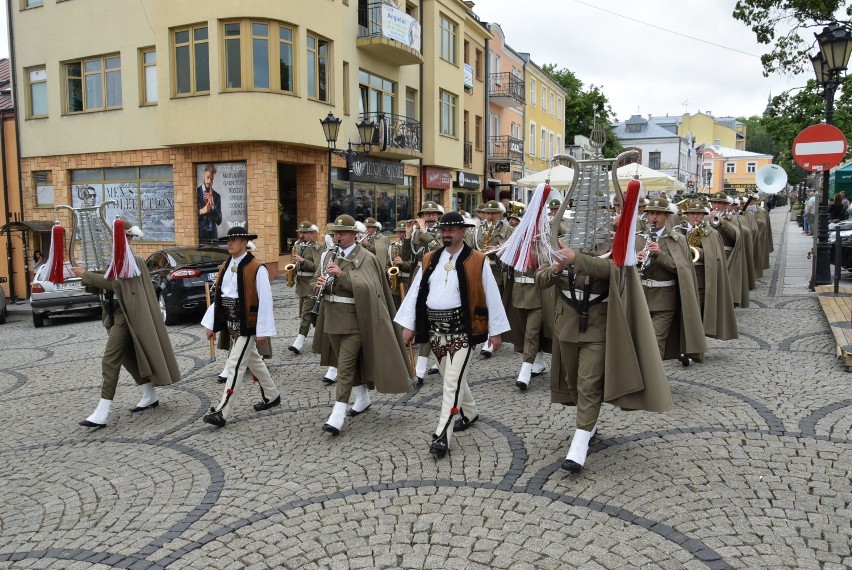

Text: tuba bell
xmin=284 ymin=262 xmax=296 ymax=287
xmin=387 ymin=266 xmax=399 ymax=290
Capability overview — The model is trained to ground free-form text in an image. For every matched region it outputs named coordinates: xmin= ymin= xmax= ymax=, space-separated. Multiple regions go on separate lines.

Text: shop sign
xmin=423 ymin=166 xmax=452 ymax=190
xmin=512 ymin=171 xmax=522 ymax=181
xmin=494 ymin=162 xmax=511 ymax=173
xmin=350 ymin=157 xmax=404 ymax=185
xmin=455 ymin=171 xmax=481 ymax=189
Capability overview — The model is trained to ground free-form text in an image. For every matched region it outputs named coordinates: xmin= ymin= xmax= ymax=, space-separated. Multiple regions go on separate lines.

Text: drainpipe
xmin=418 ymin=5 xmax=424 ymax=210
xmin=483 ymin=36 xmax=490 ymax=201
xmin=4 ymin=0 xmax=23 ymax=302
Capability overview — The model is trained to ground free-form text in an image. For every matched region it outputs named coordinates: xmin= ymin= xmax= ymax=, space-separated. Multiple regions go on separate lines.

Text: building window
xmin=343 ymin=62 xmax=350 ymax=115
xmin=747 ymin=162 xmax=756 ymax=173
xmin=439 ymin=14 xmax=457 ymax=64
xmin=439 ymin=89 xmax=456 ymax=137
xmin=541 ymin=87 xmax=546 ymax=112
xmin=359 ymin=69 xmax=394 ymax=115
xmin=140 ymin=48 xmax=157 ymax=105
xmin=223 ymin=22 xmax=242 ymax=89
xmin=649 ymin=151 xmax=661 ymax=170
xmin=549 ymin=133 xmax=554 ymax=159
xmin=64 ymin=54 xmax=122 ymax=113
xmin=173 ymin=25 xmax=210 ymax=95
xmin=726 ymin=162 xmax=736 ymax=174
xmin=406 ymin=87 xmax=417 ymax=120
xmin=540 ymin=127 xmax=546 ymax=159
xmin=550 ymin=93 xmax=555 ymax=115
xmin=556 ymin=135 xmax=562 ymax=155
xmin=557 ymin=97 xmax=563 ymax=119
xmin=307 ymin=32 xmax=331 ymax=102
xmin=279 ymin=25 xmax=294 ymax=92
xmin=463 ymin=40 xmax=470 ymax=65
xmin=23 ymin=0 xmax=43 ymax=8
xmin=474 ymin=49 xmax=483 ymax=80
xmin=529 ymin=122 xmax=536 ymax=155
xmin=475 ymin=115 xmax=482 ymax=150
xmin=530 ymin=78 xmax=536 ymax=106
xmin=26 ymin=66 xmax=47 ymax=118
xmin=34 ymin=171 xmax=53 ymax=207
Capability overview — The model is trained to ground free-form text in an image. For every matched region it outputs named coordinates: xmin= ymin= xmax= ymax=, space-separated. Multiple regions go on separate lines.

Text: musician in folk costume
xmin=395 ymin=212 xmax=510 ymax=458
xmin=531 ymin=181 xmax=670 ymax=473
xmin=474 ymin=199 xmax=513 ymax=358
xmin=288 ymin=221 xmax=324 ymax=355
xmin=403 ymin=201 xmax=442 ymax=383
xmin=201 ymin=227 xmax=279 ymax=428
xmin=636 ymin=197 xmax=706 ymax=365
xmin=72 ymin=221 xmax=181 ymax=428
xmin=681 ymin=201 xmax=738 ymax=341
xmin=312 ymin=215 xmax=412 ymax=435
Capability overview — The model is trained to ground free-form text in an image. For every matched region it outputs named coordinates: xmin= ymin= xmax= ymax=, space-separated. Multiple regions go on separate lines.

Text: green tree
xmin=738 ymin=115 xmax=782 ymax=156
xmin=732 ymin=0 xmax=851 ymax=76
xmin=541 ymin=64 xmax=624 ymax=158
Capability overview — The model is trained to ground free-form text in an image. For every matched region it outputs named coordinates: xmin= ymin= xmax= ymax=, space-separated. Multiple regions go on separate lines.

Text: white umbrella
xmin=611 ymin=163 xmax=686 ymax=193
xmin=516 ymin=165 xmax=577 ymax=189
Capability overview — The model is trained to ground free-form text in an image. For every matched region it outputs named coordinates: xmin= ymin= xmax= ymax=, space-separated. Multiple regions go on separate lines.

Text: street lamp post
xmin=319 ymin=112 xmax=376 ymax=223
xmin=810 ymin=22 xmax=852 ymax=288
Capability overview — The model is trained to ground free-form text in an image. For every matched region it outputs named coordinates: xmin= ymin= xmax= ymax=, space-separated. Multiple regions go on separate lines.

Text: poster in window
xmin=196 ymin=162 xmax=247 ymax=243
xmin=140 ymin=181 xmax=176 ymax=241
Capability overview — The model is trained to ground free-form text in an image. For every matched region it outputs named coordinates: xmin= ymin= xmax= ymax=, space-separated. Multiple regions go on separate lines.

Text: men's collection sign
xmin=351 ymin=157 xmax=405 ymax=185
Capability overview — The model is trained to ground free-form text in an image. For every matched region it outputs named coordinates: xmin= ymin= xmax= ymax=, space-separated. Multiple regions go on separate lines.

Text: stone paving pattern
xmin=0 ymin=209 xmax=849 ymax=569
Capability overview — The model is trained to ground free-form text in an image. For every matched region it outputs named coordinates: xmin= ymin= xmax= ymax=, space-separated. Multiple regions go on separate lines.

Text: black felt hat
xmin=219 ymin=226 xmax=258 ymax=241
xmin=437 ymin=211 xmax=475 ymax=228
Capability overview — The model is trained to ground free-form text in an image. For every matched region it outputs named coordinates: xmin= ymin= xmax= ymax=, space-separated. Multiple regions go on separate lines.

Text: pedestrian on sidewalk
xmin=804 ymin=191 xmax=815 ymax=235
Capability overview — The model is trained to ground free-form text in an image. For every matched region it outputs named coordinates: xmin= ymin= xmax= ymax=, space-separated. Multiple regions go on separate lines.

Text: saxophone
xmin=284 ymin=239 xmax=304 ymax=288
xmin=387 ymin=239 xmax=401 ymax=291
xmin=678 ymin=222 xmax=703 ymax=263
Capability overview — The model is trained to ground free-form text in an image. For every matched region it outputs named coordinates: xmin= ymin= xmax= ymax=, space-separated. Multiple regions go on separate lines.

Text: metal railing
xmin=464 ymin=141 xmax=473 ymax=168
xmin=488 ymin=72 xmax=525 ymax=104
xmin=487 ymin=135 xmax=524 ymax=163
xmin=360 ymin=112 xmax=422 ymax=154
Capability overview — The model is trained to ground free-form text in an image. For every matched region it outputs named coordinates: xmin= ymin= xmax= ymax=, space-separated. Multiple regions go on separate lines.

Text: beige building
xmin=419 ymin=0 xmax=489 ymax=214
xmin=10 ymin=0 xmax=439 ymax=274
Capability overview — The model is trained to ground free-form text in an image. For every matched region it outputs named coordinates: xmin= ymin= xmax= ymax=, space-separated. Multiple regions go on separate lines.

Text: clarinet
xmin=638 ymin=223 xmax=658 ymax=277
xmin=310 ymin=245 xmax=342 ymax=317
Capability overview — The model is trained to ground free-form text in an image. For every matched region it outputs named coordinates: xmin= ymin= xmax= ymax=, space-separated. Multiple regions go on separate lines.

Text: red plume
xmin=45 ymin=224 xmax=65 ymax=284
xmin=611 ymin=179 xmax=641 ymax=267
xmin=104 ymin=219 xmax=140 ymax=279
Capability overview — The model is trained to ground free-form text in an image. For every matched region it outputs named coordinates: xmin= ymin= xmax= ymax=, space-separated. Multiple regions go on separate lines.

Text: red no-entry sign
xmin=793 ymin=124 xmax=848 ymax=172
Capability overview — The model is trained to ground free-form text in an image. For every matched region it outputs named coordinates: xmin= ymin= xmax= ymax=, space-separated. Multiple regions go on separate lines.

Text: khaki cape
xmin=83 ymin=255 xmax=181 ymax=386
xmin=719 ymin=218 xmax=750 ymax=308
xmin=658 ymin=228 xmax=707 ymax=362
xmin=311 ymin=245 xmax=412 ymax=393
xmin=550 ymin=263 xmax=672 ymax=412
xmin=698 ymin=228 xmax=738 ymax=340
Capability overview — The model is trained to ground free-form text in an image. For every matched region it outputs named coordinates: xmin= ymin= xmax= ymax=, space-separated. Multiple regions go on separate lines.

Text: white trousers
xmin=213 ymin=335 xmax=279 ymax=419
xmin=432 ymin=333 xmax=478 ymax=444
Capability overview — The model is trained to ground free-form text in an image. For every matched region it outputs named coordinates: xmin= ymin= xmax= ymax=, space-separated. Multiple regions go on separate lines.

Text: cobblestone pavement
xmin=0 ymin=209 xmax=849 ymax=569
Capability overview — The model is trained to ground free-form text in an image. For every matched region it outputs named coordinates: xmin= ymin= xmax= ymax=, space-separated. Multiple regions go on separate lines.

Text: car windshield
xmin=34 ymin=261 xmax=76 ymax=282
xmin=166 ymin=249 xmax=229 ymax=267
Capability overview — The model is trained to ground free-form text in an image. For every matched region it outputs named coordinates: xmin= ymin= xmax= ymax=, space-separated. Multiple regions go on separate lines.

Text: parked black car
xmin=146 ymin=245 xmax=230 ymax=325
xmin=828 ymin=220 xmax=852 ymax=270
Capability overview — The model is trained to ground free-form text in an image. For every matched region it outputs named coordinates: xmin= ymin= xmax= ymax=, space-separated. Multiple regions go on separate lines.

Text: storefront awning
xmin=0 ymin=220 xmax=55 ymax=235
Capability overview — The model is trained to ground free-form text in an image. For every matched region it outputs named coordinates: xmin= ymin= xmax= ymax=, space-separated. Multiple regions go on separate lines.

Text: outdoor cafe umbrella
xmin=611 ymin=163 xmax=686 ymax=193
xmin=516 ymin=165 xmax=577 ymax=189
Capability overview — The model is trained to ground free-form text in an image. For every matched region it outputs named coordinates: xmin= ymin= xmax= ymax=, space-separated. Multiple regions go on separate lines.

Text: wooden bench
xmin=815 ymin=285 xmax=852 ymax=371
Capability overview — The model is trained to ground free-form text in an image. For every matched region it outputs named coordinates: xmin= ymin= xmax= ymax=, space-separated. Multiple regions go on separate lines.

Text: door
xmin=278 ymin=164 xmax=298 ymax=254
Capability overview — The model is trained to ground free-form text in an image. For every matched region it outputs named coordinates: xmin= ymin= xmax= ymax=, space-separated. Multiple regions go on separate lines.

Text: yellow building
xmin=522 ymin=57 xmax=566 ymax=196
xmin=10 ymin=0 xmax=436 ymax=275
xmin=678 ymin=112 xmax=746 ymax=150
xmin=702 ymin=144 xmax=772 ymax=195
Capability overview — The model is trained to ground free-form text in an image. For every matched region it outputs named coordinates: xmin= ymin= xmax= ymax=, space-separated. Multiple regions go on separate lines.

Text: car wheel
xmin=159 ymin=294 xmax=176 ymax=326
xmin=33 ymin=312 xmax=45 ymax=328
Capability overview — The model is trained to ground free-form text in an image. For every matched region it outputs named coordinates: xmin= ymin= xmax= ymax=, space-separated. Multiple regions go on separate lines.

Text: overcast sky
xmin=0 ymin=1 xmax=825 ymax=122
xmin=474 ymin=0 xmax=818 ymax=122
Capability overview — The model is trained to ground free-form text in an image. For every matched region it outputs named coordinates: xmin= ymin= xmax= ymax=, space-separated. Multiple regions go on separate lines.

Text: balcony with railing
xmin=360 ymin=112 xmax=422 ymax=160
xmin=488 ymin=72 xmax=525 ymax=108
xmin=356 ymin=2 xmax=423 ymax=66
xmin=464 ymin=141 xmax=473 ymax=168
xmin=487 ymin=136 xmax=524 ymax=164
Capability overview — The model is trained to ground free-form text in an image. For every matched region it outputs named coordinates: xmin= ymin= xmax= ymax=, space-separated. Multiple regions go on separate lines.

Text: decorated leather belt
xmin=694 ymin=262 xmax=704 ymax=266
xmin=560 ymin=289 xmax=607 ymax=302
xmin=514 ymin=276 xmax=535 ymax=284
xmin=399 ymin=272 xmax=410 ymax=278
xmin=297 ymin=272 xmax=314 ymax=277
xmin=324 ymin=294 xmax=356 ymax=304
xmin=641 ymin=279 xmax=676 ymax=288
xmin=427 ymin=307 xmax=465 ymax=334
xmin=221 ymin=296 xmax=241 ymax=339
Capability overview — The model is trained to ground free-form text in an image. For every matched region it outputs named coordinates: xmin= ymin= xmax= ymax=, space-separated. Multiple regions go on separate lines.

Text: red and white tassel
xmin=612 ymin=179 xmax=642 ymax=268
xmin=45 ymin=224 xmax=65 ymax=284
xmin=104 ymin=219 xmax=140 ymax=279
xmin=498 ymin=183 xmax=551 ymax=272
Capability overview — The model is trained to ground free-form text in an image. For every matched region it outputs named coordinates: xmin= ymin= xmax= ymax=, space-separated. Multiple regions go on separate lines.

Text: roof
xmin=612 ymin=116 xmax=682 ymax=141
xmin=0 ymin=58 xmax=11 ymax=112
xmin=704 ymin=144 xmax=771 ymax=159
